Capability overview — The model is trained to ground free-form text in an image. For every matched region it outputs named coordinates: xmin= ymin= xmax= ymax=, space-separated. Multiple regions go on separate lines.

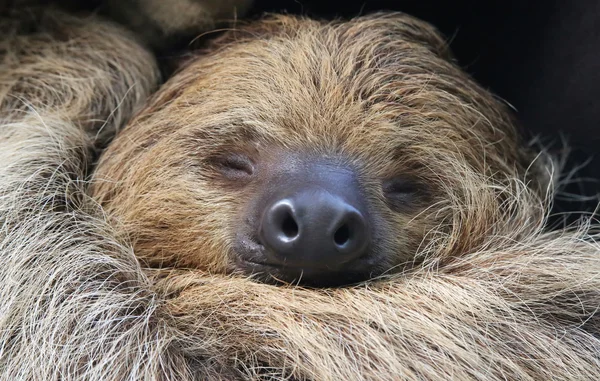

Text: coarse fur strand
xmin=0 ymin=7 xmax=600 ymax=381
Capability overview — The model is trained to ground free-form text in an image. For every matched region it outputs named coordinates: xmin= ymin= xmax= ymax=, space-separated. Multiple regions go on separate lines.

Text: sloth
xmin=91 ymin=12 xmax=547 ymax=286
xmin=2 ymin=6 xmax=600 ymax=381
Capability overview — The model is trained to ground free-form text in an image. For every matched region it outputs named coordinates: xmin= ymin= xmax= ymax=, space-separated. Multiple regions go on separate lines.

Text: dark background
xmin=247 ymin=0 xmax=600 ymax=222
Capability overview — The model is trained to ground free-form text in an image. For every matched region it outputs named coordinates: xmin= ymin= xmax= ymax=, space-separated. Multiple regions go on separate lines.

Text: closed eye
xmin=382 ymin=177 xmax=425 ymax=212
xmin=210 ymin=154 xmax=255 ymax=179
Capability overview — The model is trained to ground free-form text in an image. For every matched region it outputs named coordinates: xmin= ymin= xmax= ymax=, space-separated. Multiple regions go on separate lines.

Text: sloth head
xmin=91 ymin=13 xmax=545 ymax=286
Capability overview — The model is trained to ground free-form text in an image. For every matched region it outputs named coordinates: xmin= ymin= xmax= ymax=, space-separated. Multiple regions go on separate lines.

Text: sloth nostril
xmin=257 ymin=172 xmax=370 ymax=270
xmin=281 ymin=213 xmax=299 ymax=239
xmin=334 ymin=224 xmax=351 ymax=247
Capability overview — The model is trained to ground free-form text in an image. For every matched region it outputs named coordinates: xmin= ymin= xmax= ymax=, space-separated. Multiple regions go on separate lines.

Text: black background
xmin=247 ymin=0 xmax=600 ymax=221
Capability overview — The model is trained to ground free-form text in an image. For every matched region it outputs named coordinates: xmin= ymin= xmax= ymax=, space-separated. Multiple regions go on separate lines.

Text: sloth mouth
xmin=237 ymin=258 xmax=373 ymax=287
xmin=233 ymin=236 xmax=378 ymax=287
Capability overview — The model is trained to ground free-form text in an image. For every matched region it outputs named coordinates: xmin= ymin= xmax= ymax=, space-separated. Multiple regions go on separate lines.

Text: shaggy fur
xmin=92 ymin=13 xmax=550 ymax=276
xmin=1 ymin=8 xmax=600 ymax=381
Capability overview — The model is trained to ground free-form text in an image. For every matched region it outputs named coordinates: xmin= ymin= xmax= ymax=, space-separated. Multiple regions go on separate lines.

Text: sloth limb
xmin=158 ymin=230 xmax=600 ymax=380
xmin=102 ymin=0 xmax=254 ymax=50
xmin=0 ymin=8 xmax=186 ymax=380
xmin=1 ymin=7 xmax=600 ymax=381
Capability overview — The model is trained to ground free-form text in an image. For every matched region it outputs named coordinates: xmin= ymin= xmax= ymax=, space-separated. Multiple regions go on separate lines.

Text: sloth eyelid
xmin=382 ymin=177 xmax=425 ymax=211
xmin=209 ymin=154 xmax=255 ymax=178
xmin=383 ymin=177 xmax=419 ymax=195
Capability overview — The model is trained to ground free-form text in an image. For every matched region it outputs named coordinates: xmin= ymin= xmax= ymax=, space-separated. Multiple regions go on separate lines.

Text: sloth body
xmin=0 ymin=6 xmax=600 ymax=381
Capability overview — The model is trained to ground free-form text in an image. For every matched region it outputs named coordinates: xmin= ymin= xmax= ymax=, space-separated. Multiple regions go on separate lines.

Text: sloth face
xmin=92 ymin=13 xmax=538 ymax=286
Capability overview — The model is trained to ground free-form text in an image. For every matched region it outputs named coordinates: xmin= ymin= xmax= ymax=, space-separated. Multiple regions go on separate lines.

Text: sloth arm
xmin=0 ymin=8 xmax=189 ymax=381
xmin=157 ymin=237 xmax=600 ymax=381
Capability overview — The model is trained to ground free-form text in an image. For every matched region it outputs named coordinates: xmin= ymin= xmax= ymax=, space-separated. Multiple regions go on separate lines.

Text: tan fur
xmin=92 ymin=13 xmax=550 ymax=274
xmin=1 ymin=7 xmax=599 ymax=381
xmin=0 ymin=7 xmax=160 ymax=142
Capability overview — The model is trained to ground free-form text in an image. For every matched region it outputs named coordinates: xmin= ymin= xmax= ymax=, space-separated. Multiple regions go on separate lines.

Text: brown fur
xmin=92 ymin=13 xmax=550 ymax=275
xmin=1 ymin=7 xmax=599 ymax=381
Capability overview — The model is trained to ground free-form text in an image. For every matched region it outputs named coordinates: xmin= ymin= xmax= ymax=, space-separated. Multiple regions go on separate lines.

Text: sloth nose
xmin=258 ymin=189 xmax=371 ymax=268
